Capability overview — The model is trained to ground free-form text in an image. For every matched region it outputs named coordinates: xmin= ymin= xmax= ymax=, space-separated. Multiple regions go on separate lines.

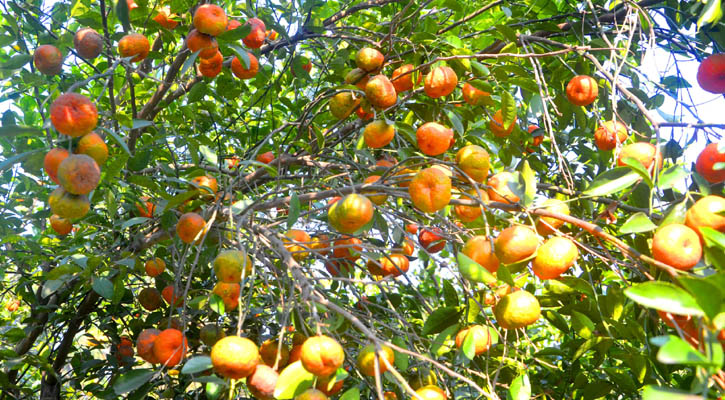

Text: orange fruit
xmin=409 ymin=167 xmax=452 ymax=213
xmin=256 ymin=151 xmax=275 ymax=164
xmin=176 ymin=212 xmax=206 ymax=243
xmin=424 ymin=66 xmax=457 ymax=98
xmin=193 ymin=4 xmax=227 ymax=37
xmin=489 ymin=109 xmax=516 ymax=138
xmin=455 ymin=325 xmax=492 ymax=355
xmin=288 ymin=344 xmax=303 ymax=364
xmin=532 ymin=237 xmax=578 ymax=279
xmin=494 ymin=225 xmax=539 ymax=264
xmin=33 ymin=44 xmax=63 ymax=75
xmin=461 ymin=82 xmax=490 ymax=106
xmin=50 ymin=93 xmax=98 ymax=137
xmin=651 ymin=224 xmax=702 ymax=271
xmin=50 ymin=214 xmax=73 ymax=235
xmin=76 ymin=132 xmax=108 ymax=166
xmin=357 ymin=344 xmax=394 ymax=376
xmin=315 ymin=374 xmax=344 ymax=396
xmin=328 ymin=193 xmax=374 ymax=234
xmin=144 ymin=257 xmax=166 ymax=277
xmin=461 ymin=236 xmax=499 ymax=273
xmin=231 ymin=53 xmax=259 ymax=79
xmin=135 ymin=196 xmax=155 ymax=218
xmin=161 ymin=285 xmax=182 ymax=306
xmin=364 ymin=120 xmax=395 ymax=148
xmin=565 ymin=75 xmax=598 ymax=106
xmin=266 ymin=29 xmax=279 ymax=40
xmin=332 ymin=236 xmax=363 ymax=261
xmin=300 ymin=335 xmax=344 ymax=376
xmin=118 ymin=33 xmax=150 ymax=62
xmin=136 ymin=328 xmax=161 ymax=364
xmin=418 ymin=227 xmax=445 ymax=253
xmin=535 ymin=199 xmax=570 ymax=235
xmin=259 ymin=339 xmax=290 ymax=369
xmin=154 ymin=7 xmax=179 ymax=29
xmin=455 ymin=145 xmax=490 ymax=182
xmin=186 ymin=29 xmax=219 ymax=59
xmin=48 ymin=187 xmax=90 ymax=219
xmin=365 ymin=75 xmax=397 ymax=109
xmin=138 ymin=287 xmax=162 ymax=311
xmin=409 ymin=370 xmax=437 ymax=390
xmin=657 ymin=310 xmax=695 ymax=331
xmin=214 ymin=249 xmax=252 ymax=282
xmin=453 ymin=189 xmax=487 ymax=223
xmin=415 ymin=385 xmax=447 ymax=400
xmin=367 ymin=253 xmax=410 ymax=277
xmin=384 ymin=391 xmax=397 ymax=400
xmin=247 ymin=364 xmax=279 ymax=400
xmin=243 ymin=17 xmax=266 ymax=49
xmin=363 ymin=175 xmax=387 ymax=205
xmin=329 ymin=92 xmax=361 ymax=120
xmin=309 ymin=234 xmax=331 ymax=256
xmin=391 ymin=64 xmax=420 ymax=92
xmin=487 ymin=171 xmax=519 ymax=203
xmin=44 ymin=148 xmax=70 ymax=184
xmin=397 ymin=237 xmax=416 ymax=256
xmin=152 ymin=328 xmax=188 ymax=367
xmin=356 ymin=48 xmax=384 ymax=72
xmin=226 ymin=19 xmax=242 ymax=30
xmin=696 ymin=53 xmax=725 ymax=94
xmin=284 ymin=229 xmax=312 ymax=261
xmin=295 ymin=389 xmax=329 ymax=400
xmin=686 ymin=195 xmax=725 ymax=243
xmin=211 ymin=336 xmax=260 ymax=379
xmin=494 ymin=290 xmax=540 ymax=329
xmin=212 ymin=282 xmax=241 ymax=311
xmin=594 ymin=120 xmax=628 ymax=151
xmin=416 ymin=122 xmax=454 ymax=156
xmin=57 ymin=154 xmax=101 ymax=195
xmin=695 ymin=142 xmax=725 ymax=183
xmin=345 ymin=68 xmax=370 ymax=90
xmin=74 ymin=28 xmax=103 ymax=59
xmin=198 ymin=50 xmax=223 ymax=78
xmin=116 ymin=337 xmax=134 ymax=363
xmin=528 ymin=125 xmax=543 ymax=147
xmin=617 ymin=142 xmax=663 ymax=171
xmin=406 ymin=224 xmax=418 ymax=234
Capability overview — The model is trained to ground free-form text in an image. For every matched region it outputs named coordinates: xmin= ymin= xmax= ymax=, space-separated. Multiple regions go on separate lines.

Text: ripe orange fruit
xmin=48 ymin=187 xmax=90 ymax=219
xmin=231 ymin=53 xmax=259 ymax=79
xmin=357 ymin=344 xmax=394 ymax=376
xmin=453 ymin=189 xmax=487 ymax=223
xmin=368 ymin=253 xmax=410 ymax=277
xmin=135 ymin=196 xmax=155 ymax=218
xmin=74 ymin=28 xmax=103 ymax=59
xmin=397 ymin=237 xmax=416 ymax=256
xmin=116 ymin=337 xmax=135 ymax=363
xmin=44 ymin=148 xmax=70 ymax=184
xmin=33 ymin=44 xmax=63 ymax=75
xmin=193 ymin=4 xmax=227 ymax=37
xmin=300 ymin=335 xmax=344 ymax=376
xmin=76 ymin=132 xmax=108 ymax=166
xmin=406 ymin=224 xmax=418 ymax=234
xmin=329 ymin=91 xmax=361 ymax=120
xmin=214 ymin=249 xmax=252 ymax=282
xmin=186 ymin=29 xmax=218 ymax=59
xmin=617 ymin=142 xmax=663 ymax=171
xmin=364 ymin=120 xmax=395 ymax=148
xmin=695 ymin=143 xmax=725 ymax=183
xmin=138 ymin=287 xmax=162 ymax=311
xmin=565 ymin=75 xmax=598 ymax=106
xmin=487 ymin=171 xmax=519 ymax=203
xmin=356 ymin=48 xmax=384 ymax=72
xmin=535 ymin=199 xmax=570 ymax=235
xmin=153 ymin=7 xmax=179 ymax=29
xmin=57 ymin=154 xmax=101 ymax=195
xmin=416 ymin=122 xmax=454 ymax=156
xmin=532 ymin=237 xmax=578 ymax=279
xmin=176 ymin=212 xmax=206 ymax=243
xmin=315 ymin=374 xmax=344 ymax=396
xmin=259 ymin=339 xmax=290 ymax=369
xmin=651 ymin=224 xmax=702 ymax=271
xmin=657 ymin=310 xmax=695 ymax=331
xmin=424 ymin=66 xmax=457 ymax=98
xmin=494 ymin=225 xmax=539 ymax=264
xmin=456 ymin=145 xmax=490 ymax=182
xmin=50 ymin=93 xmax=98 ymax=137
xmin=686 ymin=195 xmax=725 ymax=243
xmin=256 ymin=151 xmax=275 ymax=164
xmin=309 ymin=235 xmax=331 ymax=256
xmin=328 ymin=193 xmax=374 ymax=234
xmin=696 ymin=53 xmax=725 ymax=94
xmin=345 ymin=68 xmax=370 ymax=89
xmin=198 ymin=50 xmax=223 ymax=78
xmin=415 ymin=385 xmax=447 ymax=400
xmin=296 ymin=389 xmax=329 ymax=400
xmin=161 ymin=285 xmax=182 ymax=306
xmin=242 ymin=17 xmax=266 ymax=49
xmin=383 ymin=391 xmax=397 ymax=400
xmin=266 ymin=29 xmax=279 ymax=40
xmin=213 ymin=282 xmax=240 ymax=311
xmin=153 ymin=328 xmax=187 ymax=367
xmin=365 ymin=75 xmax=397 ymax=109
xmin=489 ymin=109 xmax=516 ymax=138
xmin=247 ymin=364 xmax=279 ymax=400
xmin=284 ymin=229 xmax=312 ymax=261
xmin=50 ymin=214 xmax=73 ymax=235
xmin=494 ymin=290 xmax=541 ymax=329
xmin=363 ymin=175 xmax=388 ymax=205
xmin=409 ymin=167 xmax=452 ymax=213
xmin=136 ymin=328 xmax=161 ymax=364
xmin=594 ymin=120 xmax=628 ymax=151
xmin=418 ymin=227 xmax=445 ymax=253
xmin=145 ymin=257 xmax=166 ymax=277
xmin=455 ymin=325 xmax=492 ymax=356
xmin=288 ymin=344 xmax=303 ymax=364
xmin=528 ymin=125 xmax=543 ymax=147
xmin=332 ymin=236 xmax=363 ymax=261
xmin=211 ymin=336 xmax=259 ymax=379
xmin=461 ymin=236 xmax=500 ymax=273
xmin=391 ymin=64 xmax=420 ymax=92
xmin=226 ymin=19 xmax=241 ymax=30
xmin=118 ymin=33 xmax=150 ymax=62
xmin=461 ymin=82 xmax=490 ymax=106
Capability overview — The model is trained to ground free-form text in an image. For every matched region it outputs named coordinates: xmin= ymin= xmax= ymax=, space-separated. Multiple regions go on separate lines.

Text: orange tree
xmin=1 ymin=0 xmax=725 ymax=399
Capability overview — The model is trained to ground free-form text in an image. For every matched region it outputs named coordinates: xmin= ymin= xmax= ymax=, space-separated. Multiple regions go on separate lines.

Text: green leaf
xmin=99 ymin=127 xmax=132 ymax=156
xmin=392 ymin=337 xmax=409 ymax=370
xmin=583 ymin=168 xmax=640 ymax=197
xmin=209 ymin=293 xmax=225 ymax=315
xmin=113 ymin=369 xmax=155 ymax=394
xmin=641 ymin=386 xmax=701 ymax=400
xmin=520 ymin=160 xmax=536 ymax=207
xmin=658 ymin=165 xmax=688 ymax=190
xmin=619 ymin=212 xmax=656 ymax=234
xmin=461 ymin=328 xmax=476 ymax=360
xmin=446 ymin=110 xmax=464 ymax=134
xmin=507 ymin=373 xmax=531 ymax=400
xmin=701 ymin=227 xmax=725 ymax=249
xmin=651 ymin=335 xmax=714 ymax=367
xmin=181 ymin=356 xmax=212 ymax=374
xmin=677 ymin=276 xmax=722 ymax=320
xmin=660 ymin=201 xmax=687 ymax=227
xmin=45 ymin=264 xmax=82 ymax=281
xmin=619 ymin=157 xmax=653 ymax=187
xmin=624 ymin=282 xmax=704 ymax=317
xmin=198 ymin=145 xmax=218 ymax=165
xmin=115 ymin=0 xmax=131 ymax=33
xmin=1 ymin=55 xmax=33 ymax=71
xmin=0 ymin=125 xmax=43 ymax=137
xmin=216 ymin=24 xmax=251 ymax=43
xmin=339 ymin=387 xmax=360 ymax=400
xmin=0 ymin=149 xmax=42 ymax=172
xmin=457 ymin=252 xmax=496 ymax=284
xmin=422 ymin=306 xmax=461 ymax=336
xmin=697 ymin=0 xmax=723 ymax=30
xmin=163 ymin=190 xmax=198 ymax=212
xmin=287 ymin=192 xmax=301 ymax=229
xmin=500 ymin=91 xmax=517 ymax=129
xmin=571 ymin=311 xmax=595 ymax=339
xmin=273 ymin=361 xmax=315 ymax=399
xmin=229 ymin=44 xmax=250 ymax=69
xmin=92 ymin=277 xmax=114 ymax=299
xmin=121 ymin=217 xmax=149 ymax=229
xmin=430 ymin=324 xmax=459 ymax=356
xmin=496 ymin=265 xmax=514 ymax=287
xmin=132 ymin=119 xmax=153 ymax=130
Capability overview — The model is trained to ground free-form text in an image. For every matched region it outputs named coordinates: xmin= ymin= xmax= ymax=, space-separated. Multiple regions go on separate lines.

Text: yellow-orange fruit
xmin=199 ymin=50 xmax=223 ymax=78
xmin=144 ymin=257 xmax=166 ymax=277
xmin=489 ymin=109 xmax=516 ymax=138
xmin=345 ymin=68 xmax=369 ymax=90
xmin=357 ymin=344 xmax=394 ymax=376
xmin=118 ymin=33 xmax=150 ymax=62
xmin=651 ymin=223 xmax=702 ymax=271
xmin=76 ymin=132 xmax=108 ymax=166
xmin=44 ymin=148 xmax=70 ymax=184
xmin=186 ymin=29 xmax=219 ymax=59
xmin=594 ymin=120 xmax=628 ymax=151
xmin=332 ymin=236 xmax=362 ymax=261
xmin=409 ymin=167 xmax=452 ymax=213
xmin=328 ymin=194 xmax=374 ymax=234
xmin=57 ymin=154 xmax=100 ymax=195
xmin=355 ymin=48 xmax=384 ymax=72
xmin=34 ymin=44 xmax=63 ymax=75
xmin=259 ymin=339 xmax=290 ymax=369
xmin=487 ymin=171 xmax=519 ymax=203
xmin=494 ymin=225 xmax=538 ymax=265
xmin=74 ymin=28 xmax=103 ymax=59
xmin=295 ymin=389 xmax=329 ymax=400
xmin=193 ymin=4 xmax=228 ymax=37
xmin=461 ymin=236 xmax=499 ymax=273
xmin=266 ymin=29 xmax=279 ymax=41
xmin=284 ymin=229 xmax=312 ymax=261
xmin=365 ymin=75 xmax=397 ymax=109
xmin=617 ymin=142 xmax=663 ymax=171
xmin=191 ymin=175 xmax=218 ymax=198
xmin=363 ymin=175 xmax=387 ymax=205
xmin=686 ymin=195 xmax=725 ymax=243
xmin=455 ymin=325 xmax=492 ymax=355
xmin=416 ymin=122 xmax=454 ymax=156
xmin=242 ymin=17 xmax=266 ymax=49
xmin=532 ymin=237 xmax=578 ymax=279
xmin=391 ymin=64 xmax=420 ymax=92
xmin=153 ymin=328 xmax=188 ymax=367
xmin=329 ymin=91 xmax=361 ymax=120
xmin=211 ymin=336 xmax=260 ymax=379
xmin=566 ymin=75 xmax=598 ymax=106
xmin=364 ymin=120 xmax=395 ymax=148
xmin=50 ymin=214 xmax=72 ymax=235
xmin=456 ymin=145 xmax=490 ymax=182
xmin=154 ymin=7 xmax=179 ymax=29
xmin=535 ymin=199 xmax=570 ymax=235
xmin=138 ymin=287 xmax=163 ymax=311
xmin=212 ymin=282 xmax=241 ymax=311
xmin=231 ymin=53 xmax=259 ymax=79
xmin=315 ymin=374 xmax=344 ymax=396
xmin=247 ymin=364 xmax=278 ymax=400
xmin=50 ymin=93 xmax=98 ymax=137
xmin=300 ymin=335 xmax=344 ymax=377
xmin=48 ymin=187 xmax=90 ymax=219
xmin=415 ymin=385 xmax=447 ymax=400
xmin=309 ymin=234 xmax=331 ymax=256
xmin=453 ymin=188 xmax=488 ymax=223
xmin=695 ymin=142 xmax=725 ymax=183
xmin=367 ymin=253 xmax=410 ymax=277
xmin=214 ymin=249 xmax=252 ymax=282
xmin=424 ymin=66 xmax=457 ymax=98
xmin=136 ymin=328 xmax=161 ymax=364
xmin=461 ymin=82 xmax=490 ymax=106
xmin=494 ymin=290 xmax=540 ymax=329
xmin=176 ymin=212 xmax=206 ymax=243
